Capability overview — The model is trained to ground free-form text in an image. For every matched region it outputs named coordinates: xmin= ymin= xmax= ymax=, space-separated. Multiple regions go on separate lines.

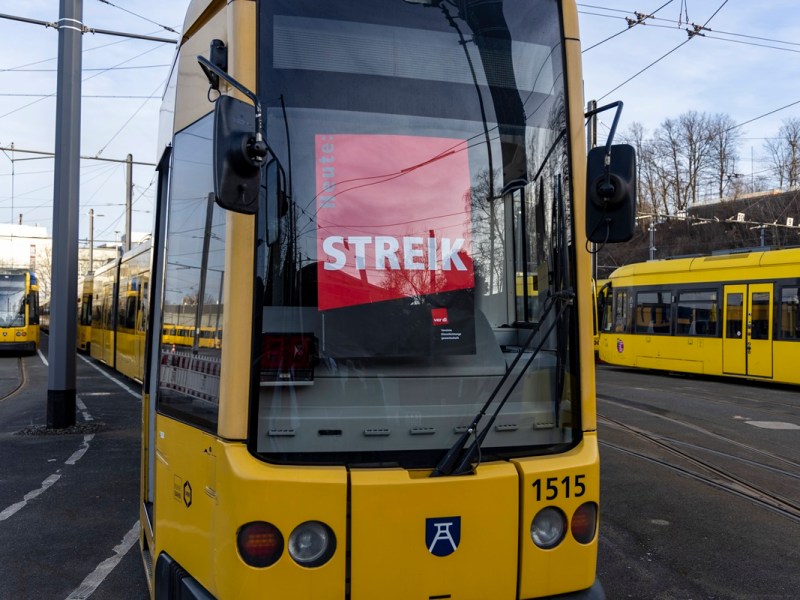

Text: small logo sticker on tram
xmin=616 ymin=339 xmax=624 ymax=353
xmin=183 ymin=481 xmax=193 ymax=508
xmin=426 ymin=516 xmax=461 ymax=557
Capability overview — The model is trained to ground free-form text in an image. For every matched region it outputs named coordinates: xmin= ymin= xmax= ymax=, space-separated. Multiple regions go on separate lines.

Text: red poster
xmin=316 ymin=134 xmax=473 ymax=312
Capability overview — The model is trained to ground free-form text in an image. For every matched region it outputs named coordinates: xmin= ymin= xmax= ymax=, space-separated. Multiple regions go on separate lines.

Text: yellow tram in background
xmin=89 ymin=242 xmax=151 ymax=382
xmin=138 ymin=1 xmax=637 ymax=598
xmin=597 ymin=247 xmax=800 ymax=385
xmin=0 ymin=269 xmax=40 ymax=353
xmin=592 ymin=278 xmax=609 ymax=357
xmin=76 ymin=273 xmax=93 ymax=353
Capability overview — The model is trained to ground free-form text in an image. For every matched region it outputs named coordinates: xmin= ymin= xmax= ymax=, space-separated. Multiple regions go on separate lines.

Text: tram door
xmin=723 ymin=284 xmax=773 ymax=378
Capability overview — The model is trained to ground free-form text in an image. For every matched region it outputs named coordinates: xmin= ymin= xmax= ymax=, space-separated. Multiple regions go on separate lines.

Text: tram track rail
xmin=0 ymin=357 xmax=25 ymax=403
xmin=598 ymin=393 xmax=799 ymax=471
xmin=598 ymin=412 xmax=800 ymax=525
xmin=597 ymin=366 xmax=799 ymax=414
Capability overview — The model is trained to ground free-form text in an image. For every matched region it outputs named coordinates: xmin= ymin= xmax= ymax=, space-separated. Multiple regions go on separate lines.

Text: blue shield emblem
xmin=426 ymin=516 xmax=461 ymax=557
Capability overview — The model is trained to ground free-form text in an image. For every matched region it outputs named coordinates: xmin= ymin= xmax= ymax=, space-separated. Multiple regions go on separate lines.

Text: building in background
xmin=0 ymin=223 xmax=148 ymax=303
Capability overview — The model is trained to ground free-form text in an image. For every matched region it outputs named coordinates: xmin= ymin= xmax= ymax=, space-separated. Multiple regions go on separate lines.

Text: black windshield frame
xmin=250 ymin=0 xmax=581 ymax=467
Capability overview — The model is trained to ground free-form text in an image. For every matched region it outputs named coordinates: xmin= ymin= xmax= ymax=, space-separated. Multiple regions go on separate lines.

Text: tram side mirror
xmin=213 ymin=95 xmax=265 ymax=215
xmin=586 ymin=144 xmax=636 ymax=243
xmin=264 ymin=157 xmax=287 ymax=246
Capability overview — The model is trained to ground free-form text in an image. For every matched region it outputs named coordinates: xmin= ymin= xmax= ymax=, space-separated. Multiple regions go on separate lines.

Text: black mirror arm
xmin=585 ymin=101 xmax=624 ymax=197
xmin=197 ymin=55 xmax=268 ymax=164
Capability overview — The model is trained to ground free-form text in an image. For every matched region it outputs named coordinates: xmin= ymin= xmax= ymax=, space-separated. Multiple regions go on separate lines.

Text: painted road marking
xmin=0 ymin=472 xmax=61 ymax=522
xmin=745 ymin=421 xmax=800 ymax=430
xmin=65 ymin=522 xmax=140 ymax=600
xmin=77 ymin=354 xmax=139 ymax=399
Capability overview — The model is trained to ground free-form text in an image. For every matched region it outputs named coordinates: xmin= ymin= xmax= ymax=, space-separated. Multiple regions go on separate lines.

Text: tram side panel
xmin=116 ymin=246 xmax=150 ymax=382
xmin=598 ymin=250 xmax=800 ymax=385
xmin=90 ymin=261 xmax=119 ymax=368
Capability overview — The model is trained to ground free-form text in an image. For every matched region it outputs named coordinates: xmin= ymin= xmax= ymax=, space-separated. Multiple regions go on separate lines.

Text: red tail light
xmin=237 ymin=521 xmax=284 ymax=567
xmin=571 ymin=502 xmax=598 ymax=544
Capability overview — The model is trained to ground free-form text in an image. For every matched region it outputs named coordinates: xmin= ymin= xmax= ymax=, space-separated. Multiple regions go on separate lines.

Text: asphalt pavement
xmin=1 ymin=344 xmax=798 ymax=600
xmin=0 ymin=342 xmax=148 ymax=600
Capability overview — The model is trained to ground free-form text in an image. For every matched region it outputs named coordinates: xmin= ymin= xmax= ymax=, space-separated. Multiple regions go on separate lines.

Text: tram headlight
xmin=236 ymin=521 xmax=284 ymax=568
xmin=530 ymin=507 xmax=567 ymax=549
xmin=571 ymin=502 xmax=598 ymax=544
xmin=288 ymin=521 xmax=336 ymax=567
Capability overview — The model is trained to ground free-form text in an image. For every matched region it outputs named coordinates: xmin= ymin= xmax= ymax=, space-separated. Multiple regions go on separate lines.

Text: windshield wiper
xmin=430 ymin=288 xmax=575 ymax=477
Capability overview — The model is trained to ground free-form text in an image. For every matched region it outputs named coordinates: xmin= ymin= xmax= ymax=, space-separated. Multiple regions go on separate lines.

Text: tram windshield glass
xmin=0 ymin=273 xmax=26 ymax=328
xmin=255 ymin=0 xmax=578 ymax=465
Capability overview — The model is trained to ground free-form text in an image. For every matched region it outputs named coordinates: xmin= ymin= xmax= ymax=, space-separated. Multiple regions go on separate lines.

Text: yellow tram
xmin=138 ymin=1 xmax=637 ymax=598
xmin=77 ymin=273 xmax=93 ymax=353
xmin=90 ymin=242 xmax=151 ymax=381
xmin=597 ymin=247 xmax=800 ymax=385
xmin=0 ymin=269 xmax=40 ymax=353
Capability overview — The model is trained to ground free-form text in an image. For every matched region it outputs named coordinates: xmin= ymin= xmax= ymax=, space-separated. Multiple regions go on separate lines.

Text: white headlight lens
xmin=531 ymin=507 xmax=567 ymax=549
xmin=288 ymin=521 xmax=336 ymax=567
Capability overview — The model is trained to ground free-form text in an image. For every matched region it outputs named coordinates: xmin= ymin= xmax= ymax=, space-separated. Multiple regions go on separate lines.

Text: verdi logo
xmin=316 ymin=134 xmax=474 ymax=311
xmin=431 ymin=308 xmax=449 ymax=326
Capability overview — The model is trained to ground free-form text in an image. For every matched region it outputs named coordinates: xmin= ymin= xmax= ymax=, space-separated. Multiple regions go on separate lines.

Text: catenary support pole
xmin=47 ymin=0 xmax=82 ymax=429
xmin=125 ymin=153 xmax=132 ymax=251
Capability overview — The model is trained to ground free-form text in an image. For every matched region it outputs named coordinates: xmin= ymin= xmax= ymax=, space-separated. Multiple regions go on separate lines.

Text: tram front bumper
xmin=0 ymin=340 xmax=36 ymax=353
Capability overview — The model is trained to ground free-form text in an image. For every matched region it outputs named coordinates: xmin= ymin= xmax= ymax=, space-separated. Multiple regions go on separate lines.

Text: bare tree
xmin=628 ymin=111 xmax=741 ymax=215
xmin=621 ymin=122 xmax=672 ymax=218
xmin=764 ymin=117 xmax=800 ymax=188
xmin=35 ymin=246 xmax=52 ymax=303
xmin=708 ymin=113 xmax=741 ymax=198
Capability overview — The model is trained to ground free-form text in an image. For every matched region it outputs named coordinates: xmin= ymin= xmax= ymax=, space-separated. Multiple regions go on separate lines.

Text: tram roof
xmin=608 ymin=246 xmax=800 ymax=282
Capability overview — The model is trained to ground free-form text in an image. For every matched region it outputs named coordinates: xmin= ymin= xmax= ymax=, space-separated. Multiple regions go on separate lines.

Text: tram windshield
xmin=255 ymin=0 xmax=578 ymax=466
xmin=0 ymin=274 xmax=26 ymax=328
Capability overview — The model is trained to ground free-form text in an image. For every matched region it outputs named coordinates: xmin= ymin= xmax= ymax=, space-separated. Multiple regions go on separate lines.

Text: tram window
xmin=726 ymin=293 xmax=743 ymax=339
xmin=780 ymin=287 xmax=799 ymax=340
xmin=157 ymin=113 xmax=224 ymax=432
xmin=81 ymin=296 xmax=92 ymax=326
xmin=512 ymin=186 xmax=548 ymax=324
xmin=750 ymin=292 xmax=770 ymax=340
xmin=611 ymin=290 xmax=631 ymax=333
xmin=30 ymin=291 xmax=39 ymax=325
xmin=635 ymin=291 xmax=671 ymax=334
xmin=139 ymin=284 xmax=148 ymax=333
xmin=92 ymin=295 xmax=102 ymax=325
xmin=124 ymin=296 xmax=138 ymax=330
xmin=104 ymin=297 xmax=114 ymax=329
xmin=603 ymin=297 xmax=613 ymax=332
xmin=676 ymin=291 xmax=717 ymax=336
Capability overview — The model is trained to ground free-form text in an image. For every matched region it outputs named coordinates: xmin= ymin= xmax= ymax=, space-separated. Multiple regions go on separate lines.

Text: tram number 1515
xmin=532 ymin=475 xmax=587 ymax=501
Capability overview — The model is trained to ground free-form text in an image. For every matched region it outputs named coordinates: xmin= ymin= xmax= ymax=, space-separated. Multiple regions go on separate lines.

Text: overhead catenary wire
xmin=579 ymin=3 xmax=800 ymax=50
xmin=725 ymin=99 xmax=800 ymax=133
xmin=95 ymin=0 xmax=179 ymax=36
xmin=2 ymin=64 xmax=170 ymax=73
xmin=94 ymin=78 xmax=168 ymax=156
xmin=595 ymin=0 xmax=730 ymax=101
xmin=580 ymin=0 xmax=677 ymax=53
xmin=0 ymin=41 xmax=170 ymax=122
xmin=0 ymin=9 xmax=178 ymax=235
xmin=0 ymin=94 xmax=165 ymax=99
xmin=0 ymin=11 xmax=177 ymax=44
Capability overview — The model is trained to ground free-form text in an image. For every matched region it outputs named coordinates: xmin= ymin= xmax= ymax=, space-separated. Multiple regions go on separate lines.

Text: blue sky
xmin=579 ymin=1 xmax=800 ymax=183
xmin=0 ymin=0 xmax=189 ymax=244
xmin=0 ymin=1 xmax=797 ymax=242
